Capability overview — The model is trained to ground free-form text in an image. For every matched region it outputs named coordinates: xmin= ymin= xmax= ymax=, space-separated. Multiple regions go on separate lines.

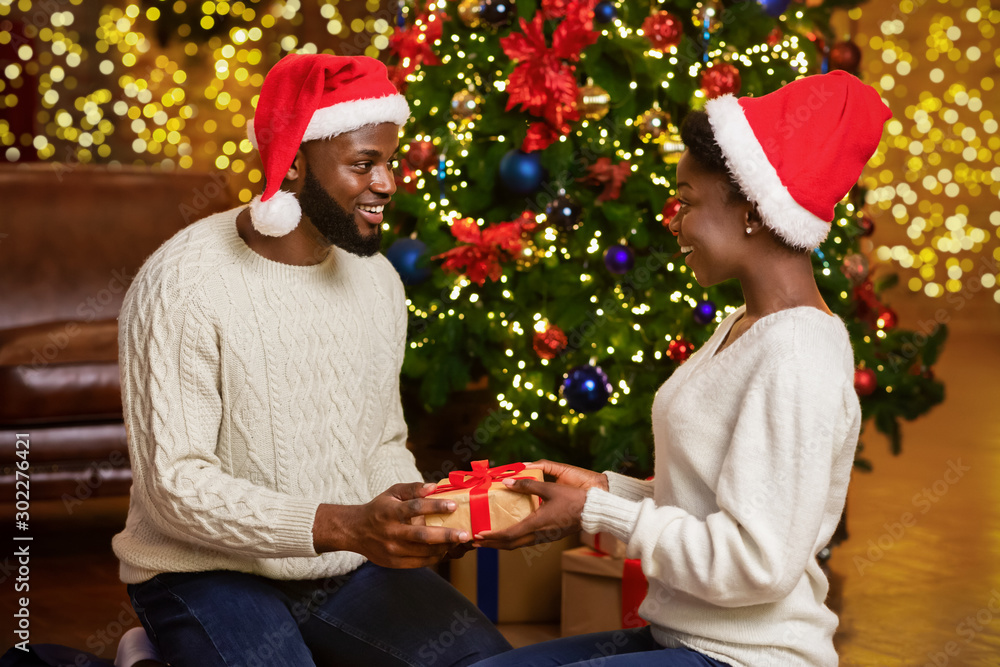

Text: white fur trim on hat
xmin=249 ymin=190 xmax=301 ymax=237
xmin=246 ymin=94 xmax=409 ymax=148
xmin=705 ymin=95 xmax=831 ymax=250
xmin=302 ymin=93 xmax=410 ymax=142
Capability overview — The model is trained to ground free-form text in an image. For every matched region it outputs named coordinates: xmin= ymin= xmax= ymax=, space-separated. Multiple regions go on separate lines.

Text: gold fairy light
xmin=853 ymin=0 xmax=1000 ymax=303
xmin=1 ymin=0 xmax=390 ymax=201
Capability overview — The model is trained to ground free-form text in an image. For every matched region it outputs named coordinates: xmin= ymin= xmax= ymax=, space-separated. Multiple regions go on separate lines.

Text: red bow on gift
xmin=434 ymin=213 xmax=536 ymax=285
xmin=430 ymin=460 xmax=534 ymax=535
xmin=578 ymin=157 xmax=632 ymax=202
xmin=500 ymin=0 xmax=599 ymax=151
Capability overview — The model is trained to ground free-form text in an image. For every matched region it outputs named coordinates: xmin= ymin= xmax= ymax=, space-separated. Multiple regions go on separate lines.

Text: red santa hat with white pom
xmin=704 ymin=70 xmax=891 ymax=250
xmin=246 ymin=54 xmax=410 ymax=236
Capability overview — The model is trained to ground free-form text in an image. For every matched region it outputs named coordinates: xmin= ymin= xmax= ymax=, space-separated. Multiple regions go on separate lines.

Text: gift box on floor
xmin=580 ymin=530 xmax=628 ymax=558
xmin=423 ymin=460 xmax=543 ymax=535
xmin=449 ymin=535 xmax=578 ymax=624
xmin=561 ymin=546 xmax=648 ymax=637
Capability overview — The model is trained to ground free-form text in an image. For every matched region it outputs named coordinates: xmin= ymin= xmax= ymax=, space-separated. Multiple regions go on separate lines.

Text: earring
xmin=745 ymin=227 xmax=752 ymax=235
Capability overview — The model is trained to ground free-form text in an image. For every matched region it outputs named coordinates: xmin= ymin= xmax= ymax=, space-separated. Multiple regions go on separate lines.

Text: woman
xmin=471 ymin=71 xmax=892 ymax=667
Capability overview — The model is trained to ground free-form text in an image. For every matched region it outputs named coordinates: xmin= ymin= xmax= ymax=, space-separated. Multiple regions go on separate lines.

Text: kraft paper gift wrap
xmin=580 ymin=530 xmax=628 ymax=558
xmin=561 ymin=546 xmax=649 ymax=637
xmin=422 ymin=460 xmax=543 ymax=535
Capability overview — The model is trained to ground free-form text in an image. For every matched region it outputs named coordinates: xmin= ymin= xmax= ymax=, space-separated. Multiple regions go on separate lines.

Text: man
xmin=111 ymin=54 xmax=512 ymax=667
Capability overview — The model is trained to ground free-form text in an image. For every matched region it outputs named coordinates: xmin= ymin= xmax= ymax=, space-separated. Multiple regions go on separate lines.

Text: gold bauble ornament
xmin=692 ymin=0 xmax=723 ymax=34
xmin=658 ymin=131 xmax=685 ymax=164
xmin=637 ymin=106 xmax=674 ymax=143
xmin=577 ymin=83 xmax=610 ymax=121
xmin=458 ymin=0 xmax=483 ymax=28
xmin=451 ymin=89 xmax=483 ymax=121
xmin=516 ymin=238 xmax=542 ymax=269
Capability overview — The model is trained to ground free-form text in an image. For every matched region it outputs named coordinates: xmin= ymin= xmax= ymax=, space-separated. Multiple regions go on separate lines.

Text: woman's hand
xmin=527 ymin=459 xmax=609 ymax=492
xmin=471 ymin=477 xmax=588 ymax=550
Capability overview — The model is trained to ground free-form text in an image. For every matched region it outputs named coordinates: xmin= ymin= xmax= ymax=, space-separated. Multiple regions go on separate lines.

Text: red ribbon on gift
xmin=429 ymin=460 xmax=532 ymax=535
xmin=621 ymin=558 xmax=649 ymax=628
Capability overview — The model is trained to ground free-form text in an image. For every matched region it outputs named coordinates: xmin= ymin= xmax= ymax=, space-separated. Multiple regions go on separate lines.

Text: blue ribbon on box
xmin=476 ymin=547 xmax=500 ymax=624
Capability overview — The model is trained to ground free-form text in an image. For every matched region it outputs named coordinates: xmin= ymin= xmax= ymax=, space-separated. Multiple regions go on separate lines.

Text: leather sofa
xmin=0 ymin=163 xmax=232 ymax=502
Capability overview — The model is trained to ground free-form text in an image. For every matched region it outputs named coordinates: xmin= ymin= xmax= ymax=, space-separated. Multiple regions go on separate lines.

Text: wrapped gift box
xmin=561 ymin=546 xmax=648 ymax=637
xmin=580 ymin=530 xmax=628 ymax=558
xmin=424 ymin=466 xmax=543 ymax=535
xmin=448 ymin=535 xmax=578 ymax=624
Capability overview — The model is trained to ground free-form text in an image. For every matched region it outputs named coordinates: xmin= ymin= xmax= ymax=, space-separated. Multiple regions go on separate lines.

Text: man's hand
xmin=313 ymin=482 xmax=470 ymax=568
xmin=471 ymin=477 xmax=588 ymax=550
xmin=526 ymin=459 xmax=609 ymax=491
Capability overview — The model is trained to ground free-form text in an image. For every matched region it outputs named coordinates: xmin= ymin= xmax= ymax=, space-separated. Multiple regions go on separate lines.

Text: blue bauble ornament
xmin=594 ymin=0 xmax=617 ymax=23
xmin=480 ymin=0 xmax=516 ymax=28
xmin=561 ymin=365 xmax=612 ymax=413
xmin=386 ymin=237 xmax=431 ymax=285
xmin=758 ymin=0 xmax=791 ymax=18
xmin=499 ymin=149 xmax=544 ymax=194
xmin=603 ymin=244 xmax=634 ymax=274
xmin=693 ymin=300 xmax=716 ymax=325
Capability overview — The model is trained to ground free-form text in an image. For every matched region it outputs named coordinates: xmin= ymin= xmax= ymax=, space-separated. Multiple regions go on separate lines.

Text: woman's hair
xmin=679 ymin=110 xmax=747 ymax=205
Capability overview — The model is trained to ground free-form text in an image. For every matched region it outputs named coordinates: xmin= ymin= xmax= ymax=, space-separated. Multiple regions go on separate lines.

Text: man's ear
xmin=283 ymin=147 xmax=306 ymax=193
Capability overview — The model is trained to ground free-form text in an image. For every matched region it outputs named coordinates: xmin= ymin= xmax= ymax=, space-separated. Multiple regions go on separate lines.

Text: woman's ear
xmin=745 ymin=203 xmax=765 ymax=236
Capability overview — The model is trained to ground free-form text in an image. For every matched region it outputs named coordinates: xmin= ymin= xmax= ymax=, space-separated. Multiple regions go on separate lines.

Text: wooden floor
xmin=2 ymin=295 xmax=998 ymax=665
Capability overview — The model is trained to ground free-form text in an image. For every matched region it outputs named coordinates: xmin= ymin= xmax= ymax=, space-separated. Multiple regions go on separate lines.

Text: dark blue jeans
xmin=469 ymin=627 xmax=731 ymax=667
xmin=127 ymin=563 xmax=512 ymax=667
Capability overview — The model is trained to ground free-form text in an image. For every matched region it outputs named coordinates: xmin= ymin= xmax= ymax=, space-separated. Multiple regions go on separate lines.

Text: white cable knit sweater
xmin=581 ymin=305 xmax=860 ymax=667
xmin=112 ymin=207 xmax=421 ymax=584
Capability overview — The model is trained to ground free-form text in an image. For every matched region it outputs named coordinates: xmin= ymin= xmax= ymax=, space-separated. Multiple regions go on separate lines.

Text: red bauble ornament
xmin=829 ymin=40 xmax=862 ymax=73
xmin=854 ymin=367 xmax=877 ymax=396
xmin=766 ymin=27 xmax=783 ymax=47
xmin=858 ymin=213 xmax=875 ymax=237
xmin=662 ymin=197 xmax=682 ymax=228
xmin=667 ymin=337 xmax=695 ymax=363
xmin=405 ymin=140 xmax=438 ymax=171
xmin=533 ymin=324 xmax=568 ymax=360
xmin=700 ymin=61 xmax=741 ymax=99
xmin=840 ymin=252 xmax=869 ymax=283
xmin=876 ymin=307 xmax=898 ymax=330
xmin=642 ymin=11 xmax=683 ymax=51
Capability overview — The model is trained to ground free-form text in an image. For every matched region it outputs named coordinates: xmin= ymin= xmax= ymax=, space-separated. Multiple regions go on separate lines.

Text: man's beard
xmin=298 ymin=169 xmax=383 ymax=258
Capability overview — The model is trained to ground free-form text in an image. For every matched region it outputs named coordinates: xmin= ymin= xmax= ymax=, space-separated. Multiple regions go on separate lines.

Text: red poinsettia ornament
xmin=389 ymin=7 xmax=446 ymax=88
xmin=501 ymin=0 xmax=600 ymax=150
xmin=578 ymin=157 xmax=632 ymax=202
xmin=434 ymin=214 xmax=537 ymax=285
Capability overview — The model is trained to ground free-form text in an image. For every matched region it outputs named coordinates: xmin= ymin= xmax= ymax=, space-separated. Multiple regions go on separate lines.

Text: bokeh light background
xmin=1 ymin=0 xmax=997 ymax=304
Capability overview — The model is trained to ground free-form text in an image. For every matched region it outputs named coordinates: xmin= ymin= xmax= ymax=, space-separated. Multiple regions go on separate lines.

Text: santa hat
xmin=705 ymin=70 xmax=891 ymax=250
xmin=246 ymin=54 xmax=410 ymax=236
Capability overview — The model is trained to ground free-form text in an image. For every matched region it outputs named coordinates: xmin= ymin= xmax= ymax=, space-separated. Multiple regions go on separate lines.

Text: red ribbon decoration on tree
xmin=429 ymin=460 xmax=533 ymax=535
xmin=388 ymin=5 xmax=445 ymax=89
xmin=434 ymin=213 xmax=536 ymax=285
xmin=500 ymin=0 xmax=599 ymax=151
xmin=578 ymin=157 xmax=632 ymax=202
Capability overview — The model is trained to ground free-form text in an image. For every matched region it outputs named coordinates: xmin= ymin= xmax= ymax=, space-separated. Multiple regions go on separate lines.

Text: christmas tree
xmin=384 ymin=0 xmax=946 ymax=475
